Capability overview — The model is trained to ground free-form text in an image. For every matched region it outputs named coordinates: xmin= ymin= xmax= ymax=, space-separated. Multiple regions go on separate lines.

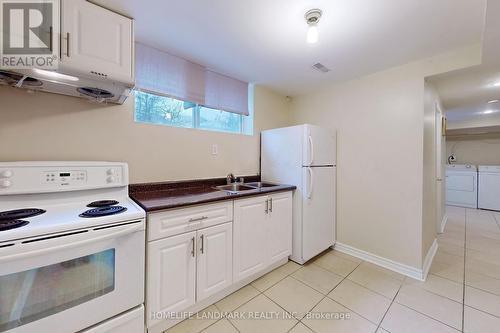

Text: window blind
xmin=135 ymin=43 xmax=249 ymax=116
xmin=204 ymin=70 xmax=249 ymax=116
xmin=135 ymin=43 xmax=206 ymax=105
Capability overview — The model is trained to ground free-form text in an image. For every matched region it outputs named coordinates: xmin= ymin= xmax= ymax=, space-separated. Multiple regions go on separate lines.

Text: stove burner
xmin=0 ymin=208 xmax=46 ymax=221
xmin=0 ymin=220 xmax=29 ymax=231
xmin=87 ymin=200 xmax=119 ymax=208
xmin=79 ymin=206 xmax=127 ymax=218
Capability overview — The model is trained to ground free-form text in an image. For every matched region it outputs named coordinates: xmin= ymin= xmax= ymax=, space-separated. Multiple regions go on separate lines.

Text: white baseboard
xmin=334 ymin=241 xmax=437 ymax=281
xmin=422 ymin=239 xmax=438 ymax=280
xmin=439 ymin=213 xmax=448 ymax=234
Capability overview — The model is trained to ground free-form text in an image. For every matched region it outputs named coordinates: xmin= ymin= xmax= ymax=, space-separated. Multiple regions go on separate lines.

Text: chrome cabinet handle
xmin=191 ymin=236 xmax=195 ymax=257
xmin=265 ymin=199 xmax=269 ymax=214
xmin=49 ymin=26 xmax=53 ymax=52
xmin=200 ymin=235 xmax=204 ymax=254
xmin=189 ymin=216 xmax=208 ymax=222
xmin=66 ymin=32 xmax=70 ymax=57
xmin=269 ymin=198 xmax=273 ymax=213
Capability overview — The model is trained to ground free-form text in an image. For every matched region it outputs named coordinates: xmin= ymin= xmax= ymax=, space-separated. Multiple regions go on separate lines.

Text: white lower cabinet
xmin=147 ymin=232 xmax=196 ymax=326
xmin=147 ymin=191 xmax=292 ymax=331
xmin=267 ymin=191 xmax=293 ymax=263
xmin=196 ymin=223 xmax=233 ymax=301
xmin=147 ymin=223 xmax=233 ymax=327
xmin=233 ymin=192 xmax=293 ymax=283
xmin=233 ymin=196 xmax=268 ymax=282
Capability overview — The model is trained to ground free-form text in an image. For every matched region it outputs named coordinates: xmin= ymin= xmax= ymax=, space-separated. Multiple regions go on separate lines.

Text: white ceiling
xmin=429 ymin=0 xmax=500 ymax=126
xmin=94 ymin=0 xmax=486 ymax=96
xmin=430 ymin=66 xmax=500 ymax=123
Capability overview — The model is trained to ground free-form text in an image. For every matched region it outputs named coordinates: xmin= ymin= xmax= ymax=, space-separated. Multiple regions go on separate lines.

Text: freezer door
xmin=303 ymin=125 xmax=336 ymax=166
xmin=302 ymin=166 xmax=335 ymax=262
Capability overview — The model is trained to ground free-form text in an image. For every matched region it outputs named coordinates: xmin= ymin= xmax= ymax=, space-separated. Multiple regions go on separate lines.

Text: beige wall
xmin=0 ymin=85 xmax=290 ymax=183
xmin=289 ymin=45 xmax=480 ymax=269
xmin=446 ymin=136 xmax=500 ymax=165
xmin=422 ymin=82 xmax=445 ymax=261
xmin=422 ymin=82 xmax=437 ymax=258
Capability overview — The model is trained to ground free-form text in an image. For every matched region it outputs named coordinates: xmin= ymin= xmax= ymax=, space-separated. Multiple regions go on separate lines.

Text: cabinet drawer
xmin=148 ymin=202 xmax=233 ymax=241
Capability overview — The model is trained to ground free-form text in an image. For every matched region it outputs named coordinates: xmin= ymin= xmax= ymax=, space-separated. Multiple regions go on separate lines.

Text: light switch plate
xmin=211 ymin=144 xmax=218 ymax=156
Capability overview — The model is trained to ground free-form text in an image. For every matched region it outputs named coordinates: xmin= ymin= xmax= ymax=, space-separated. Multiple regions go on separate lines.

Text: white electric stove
xmin=0 ymin=162 xmax=146 ymax=333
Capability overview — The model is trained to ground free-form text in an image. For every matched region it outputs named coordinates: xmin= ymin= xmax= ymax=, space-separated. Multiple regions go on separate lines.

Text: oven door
xmin=0 ymin=220 xmax=145 ymax=333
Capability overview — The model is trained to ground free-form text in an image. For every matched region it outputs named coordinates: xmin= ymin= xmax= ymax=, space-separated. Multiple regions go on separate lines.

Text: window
xmin=135 ymin=91 xmax=249 ymax=134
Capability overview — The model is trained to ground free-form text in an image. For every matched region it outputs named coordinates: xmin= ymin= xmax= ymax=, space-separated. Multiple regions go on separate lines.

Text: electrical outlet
xmin=211 ymin=144 xmax=218 ymax=156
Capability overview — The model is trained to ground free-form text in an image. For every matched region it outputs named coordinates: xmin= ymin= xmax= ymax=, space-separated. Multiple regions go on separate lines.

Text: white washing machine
xmin=445 ymin=164 xmax=477 ymax=208
xmin=478 ymin=165 xmax=500 ymax=211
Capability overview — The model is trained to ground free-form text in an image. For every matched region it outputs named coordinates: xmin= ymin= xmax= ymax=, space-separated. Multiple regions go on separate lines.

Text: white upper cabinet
xmin=61 ymin=0 xmax=134 ymax=83
xmin=196 ymin=223 xmax=233 ymax=302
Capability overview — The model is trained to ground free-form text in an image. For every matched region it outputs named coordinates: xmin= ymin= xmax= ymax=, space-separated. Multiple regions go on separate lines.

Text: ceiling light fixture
xmin=32 ymin=68 xmax=79 ymax=81
xmin=488 ymin=100 xmax=499 ymax=104
xmin=493 ymin=82 xmax=500 ymax=87
xmin=483 ymin=110 xmax=496 ymax=114
xmin=305 ymin=9 xmax=322 ymax=44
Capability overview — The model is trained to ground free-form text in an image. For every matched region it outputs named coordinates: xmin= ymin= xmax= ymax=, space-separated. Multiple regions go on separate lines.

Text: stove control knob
xmin=0 ymin=180 xmax=12 ymax=188
xmin=106 ymin=176 xmax=115 ymax=184
xmin=0 ymin=170 xmax=13 ymax=178
xmin=106 ymin=169 xmax=115 ymax=176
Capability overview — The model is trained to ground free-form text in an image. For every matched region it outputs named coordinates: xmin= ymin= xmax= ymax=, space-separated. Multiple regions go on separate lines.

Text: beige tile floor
xmin=165 ymin=206 xmax=500 ymax=333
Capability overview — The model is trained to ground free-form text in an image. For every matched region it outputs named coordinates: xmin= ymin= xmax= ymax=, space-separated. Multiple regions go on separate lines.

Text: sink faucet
xmin=226 ymin=173 xmax=236 ymax=184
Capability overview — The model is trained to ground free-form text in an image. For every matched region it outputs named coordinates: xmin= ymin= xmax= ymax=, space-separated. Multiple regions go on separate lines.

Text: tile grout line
xmin=392 ymin=301 xmax=463 ymax=332
xmin=214 ymin=262 xmax=301 ymax=332
xmin=345 ymin=273 xmax=402 ymax=300
xmin=298 ymin=260 xmax=363 ymax=333
xmin=378 ymin=210 xmax=464 ymax=332
xmin=375 ymin=278 xmax=403 ymax=332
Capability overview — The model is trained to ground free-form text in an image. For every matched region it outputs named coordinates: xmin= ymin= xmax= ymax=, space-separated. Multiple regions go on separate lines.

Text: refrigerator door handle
xmin=308 ymin=135 xmax=314 ymax=165
xmin=307 ymin=167 xmax=314 ymax=199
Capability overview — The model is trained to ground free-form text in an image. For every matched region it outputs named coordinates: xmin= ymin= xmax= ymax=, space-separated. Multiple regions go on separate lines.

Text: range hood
xmin=0 ymin=68 xmax=133 ymax=104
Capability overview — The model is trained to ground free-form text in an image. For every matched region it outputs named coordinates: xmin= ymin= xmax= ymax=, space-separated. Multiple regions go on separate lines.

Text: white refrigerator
xmin=261 ymin=124 xmax=336 ymax=264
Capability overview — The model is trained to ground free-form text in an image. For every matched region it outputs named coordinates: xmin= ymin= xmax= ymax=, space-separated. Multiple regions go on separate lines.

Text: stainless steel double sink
xmin=214 ymin=182 xmax=279 ymax=194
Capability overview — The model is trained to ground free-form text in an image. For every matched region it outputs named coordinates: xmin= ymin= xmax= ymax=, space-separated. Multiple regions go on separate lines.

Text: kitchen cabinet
xmin=148 ymin=201 xmax=232 ymax=241
xmin=147 ymin=221 xmax=233 ymax=326
xmin=268 ymin=191 xmax=293 ymax=263
xmin=61 ymin=0 xmax=134 ymax=83
xmin=196 ymin=223 xmax=233 ymax=301
xmin=233 ymin=192 xmax=293 ymax=283
xmin=147 ymin=231 xmax=196 ymax=327
xmin=146 ymin=191 xmax=292 ymax=332
xmin=233 ymin=196 xmax=268 ymax=282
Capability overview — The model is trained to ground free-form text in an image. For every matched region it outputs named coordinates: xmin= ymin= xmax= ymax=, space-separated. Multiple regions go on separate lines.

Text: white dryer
xmin=478 ymin=165 xmax=500 ymax=211
xmin=445 ymin=164 xmax=477 ymax=209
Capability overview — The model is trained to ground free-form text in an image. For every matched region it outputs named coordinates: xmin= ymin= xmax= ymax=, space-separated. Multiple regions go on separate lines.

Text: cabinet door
xmin=196 ymin=223 xmax=233 ymax=301
xmin=61 ymin=0 xmax=133 ymax=82
xmin=233 ymin=196 xmax=268 ymax=282
xmin=147 ymin=232 xmax=196 ymax=326
xmin=268 ymin=191 xmax=293 ymax=264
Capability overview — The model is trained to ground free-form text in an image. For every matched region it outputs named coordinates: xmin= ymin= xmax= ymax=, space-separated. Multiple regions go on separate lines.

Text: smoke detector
xmin=305 ymin=9 xmax=322 ymax=44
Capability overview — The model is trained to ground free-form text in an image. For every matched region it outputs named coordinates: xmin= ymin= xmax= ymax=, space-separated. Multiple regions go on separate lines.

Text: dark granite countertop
xmin=129 ymin=176 xmax=296 ymax=212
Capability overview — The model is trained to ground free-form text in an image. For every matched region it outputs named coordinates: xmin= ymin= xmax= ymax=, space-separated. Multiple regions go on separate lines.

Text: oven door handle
xmin=0 ymin=222 xmax=143 ymax=263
